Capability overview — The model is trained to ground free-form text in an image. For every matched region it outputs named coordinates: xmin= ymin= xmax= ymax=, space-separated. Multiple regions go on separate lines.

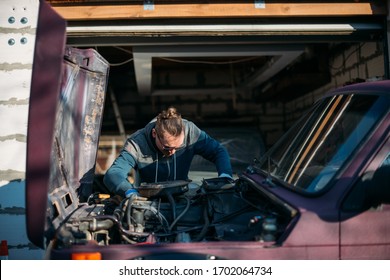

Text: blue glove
xmin=125 ymin=189 xmax=139 ymax=198
xmin=219 ymin=173 xmax=233 ymax=180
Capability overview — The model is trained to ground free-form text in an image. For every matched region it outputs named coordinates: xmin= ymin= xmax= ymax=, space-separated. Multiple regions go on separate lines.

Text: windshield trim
xmin=287 ymin=95 xmax=353 ymax=185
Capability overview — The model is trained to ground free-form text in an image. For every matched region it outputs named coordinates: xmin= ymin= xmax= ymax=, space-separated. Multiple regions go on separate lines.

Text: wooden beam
xmin=48 ymin=1 xmax=387 ymax=21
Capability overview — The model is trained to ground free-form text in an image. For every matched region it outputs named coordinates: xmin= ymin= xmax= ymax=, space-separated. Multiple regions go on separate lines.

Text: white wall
xmin=0 ymin=0 xmax=44 ymax=260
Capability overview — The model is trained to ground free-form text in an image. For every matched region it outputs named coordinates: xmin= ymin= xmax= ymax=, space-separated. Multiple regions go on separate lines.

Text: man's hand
xmin=125 ymin=189 xmax=148 ymax=201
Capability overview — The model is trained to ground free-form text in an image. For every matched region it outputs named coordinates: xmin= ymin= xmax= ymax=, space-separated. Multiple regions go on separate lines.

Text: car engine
xmin=54 ymin=177 xmax=294 ymax=247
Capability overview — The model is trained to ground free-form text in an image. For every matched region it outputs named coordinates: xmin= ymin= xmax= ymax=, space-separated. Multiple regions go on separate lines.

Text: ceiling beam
xmin=242 ymin=47 xmax=304 ymax=89
xmin=66 ymin=23 xmax=383 ymax=37
xmin=48 ymin=1 xmax=387 ymax=21
xmin=152 ymin=88 xmax=234 ymax=96
xmin=132 ymin=44 xmax=304 ymax=95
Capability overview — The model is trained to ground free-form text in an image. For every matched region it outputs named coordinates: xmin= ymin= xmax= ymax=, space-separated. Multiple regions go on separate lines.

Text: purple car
xmin=26 ymin=1 xmax=390 ymax=260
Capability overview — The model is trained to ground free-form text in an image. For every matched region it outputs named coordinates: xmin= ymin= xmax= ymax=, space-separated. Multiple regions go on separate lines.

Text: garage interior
xmin=47 ymin=0 xmax=388 ymax=171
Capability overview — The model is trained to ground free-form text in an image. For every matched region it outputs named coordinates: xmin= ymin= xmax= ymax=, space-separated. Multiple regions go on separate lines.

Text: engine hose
xmin=121 ymin=229 xmax=150 ymax=237
xmin=86 ymin=215 xmax=127 ymax=235
xmin=81 ymin=215 xmax=119 ymax=226
xmin=167 ymin=193 xmax=176 ymax=225
xmin=88 ymin=219 xmax=115 ymax=231
xmin=86 ymin=214 xmax=148 ymax=243
xmin=194 ymin=205 xmax=210 ymax=242
xmin=169 ymin=196 xmax=190 ymax=231
xmin=121 ymin=234 xmax=137 ymax=244
xmin=124 ymin=195 xmax=139 ymax=230
xmin=166 ymin=193 xmax=177 ymax=221
xmin=114 ymin=196 xmax=130 ymax=221
xmin=126 ymin=199 xmax=132 ymax=230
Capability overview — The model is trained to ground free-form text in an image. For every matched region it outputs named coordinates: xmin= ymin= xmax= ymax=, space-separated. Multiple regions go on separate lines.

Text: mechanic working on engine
xmin=103 ymin=107 xmax=233 ymax=197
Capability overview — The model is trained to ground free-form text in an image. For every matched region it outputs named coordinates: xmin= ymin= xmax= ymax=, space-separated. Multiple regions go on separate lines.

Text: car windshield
xmin=258 ymin=93 xmax=390 ymax=194
xmin=190 ymin=126 xmax=265 ymax=175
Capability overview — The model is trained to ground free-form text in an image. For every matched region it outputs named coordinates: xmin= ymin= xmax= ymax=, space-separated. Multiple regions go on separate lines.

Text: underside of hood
xmin=26 ymin=0 xmax=109 ymax=249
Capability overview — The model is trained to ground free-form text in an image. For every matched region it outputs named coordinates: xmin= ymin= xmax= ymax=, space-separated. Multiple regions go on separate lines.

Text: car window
xmin=258 ymin=93 xmax=390 ymax=194
xmin=342 ymin=150 xmax=390 ymax=212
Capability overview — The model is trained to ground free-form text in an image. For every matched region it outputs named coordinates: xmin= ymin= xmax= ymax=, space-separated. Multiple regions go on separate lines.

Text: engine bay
xmin=53 ymin=177 xmax=295 ymax=248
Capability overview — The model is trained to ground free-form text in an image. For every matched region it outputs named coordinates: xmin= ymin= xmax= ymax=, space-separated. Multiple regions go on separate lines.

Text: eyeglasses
xmin=156 ymin=132 xmax=184 ymax=152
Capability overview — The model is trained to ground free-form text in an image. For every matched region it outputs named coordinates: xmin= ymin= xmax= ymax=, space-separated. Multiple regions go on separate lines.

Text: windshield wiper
xmin=263 ymin=156 xmax=279 ymax=188
xmin=247 ymin=157 xmax=278 ymax=188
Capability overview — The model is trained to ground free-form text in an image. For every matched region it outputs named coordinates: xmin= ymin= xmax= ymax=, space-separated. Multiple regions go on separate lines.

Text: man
xmin=103 ymin=107 xmax=233 ymax=197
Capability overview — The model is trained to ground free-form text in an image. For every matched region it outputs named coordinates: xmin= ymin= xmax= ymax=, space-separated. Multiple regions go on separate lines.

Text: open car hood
xmin=26 ymin=1 xmax=109 ymax=249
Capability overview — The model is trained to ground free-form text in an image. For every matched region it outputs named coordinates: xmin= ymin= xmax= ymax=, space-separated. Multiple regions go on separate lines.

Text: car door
xmin=340 ymin=136 xmax=390 ymax=259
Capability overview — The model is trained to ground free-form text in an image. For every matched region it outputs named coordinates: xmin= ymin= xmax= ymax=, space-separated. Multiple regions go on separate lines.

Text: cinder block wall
xmin=258 ymin=42 xmax=385 ymax=148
